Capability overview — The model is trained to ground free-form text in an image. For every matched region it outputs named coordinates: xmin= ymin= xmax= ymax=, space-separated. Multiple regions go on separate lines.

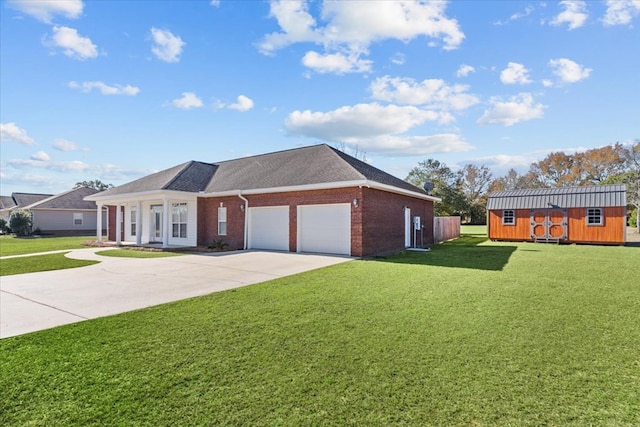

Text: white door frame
xmin=150 ymin=204 xmax=163 ymax=243
xmin=404 ymin=207 xmax=411 ymax=248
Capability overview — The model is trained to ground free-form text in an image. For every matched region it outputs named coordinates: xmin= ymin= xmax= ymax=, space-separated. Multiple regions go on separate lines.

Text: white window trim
xmin=586 ymin=207 xmax=603 ymax=226
xmin=171 ymin=202 xmax=188 ymax=239
xmin=502 ymin=209 xmax=515 ymax=226
xmin=218 ymin=207 xmax=227 ymax=236
xmin=73 ymin=212 xmax=83 ymax=226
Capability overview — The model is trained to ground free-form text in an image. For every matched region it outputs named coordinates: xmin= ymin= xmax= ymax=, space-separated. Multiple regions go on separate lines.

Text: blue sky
xmin=1 ymin=0 xmax=639 ymax=196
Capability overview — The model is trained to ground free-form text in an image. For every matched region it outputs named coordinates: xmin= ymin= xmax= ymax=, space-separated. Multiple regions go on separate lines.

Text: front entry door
xmin=530 ymin=208 xmax=567 ymax=241
xmin=150 ymin=205 xmax=163 ymax=243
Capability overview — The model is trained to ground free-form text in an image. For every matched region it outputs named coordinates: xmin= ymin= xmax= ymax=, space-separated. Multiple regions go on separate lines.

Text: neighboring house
xmin=85 ymin=144 xmax=440 ymax=257
xmin=487 ymin=184 xmax=627 ymax=245
xmin=0 ymin=192 xmax=52 ymax=222
xmin=20 ymin=186 xmax=107 ymax=235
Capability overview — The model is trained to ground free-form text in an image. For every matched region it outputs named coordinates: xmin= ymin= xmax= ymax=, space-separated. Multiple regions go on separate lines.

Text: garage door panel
xmin=298 ymin=204 xmax=351 ymax=255
xmin=249 ymin=206 xmax=289 ymax=251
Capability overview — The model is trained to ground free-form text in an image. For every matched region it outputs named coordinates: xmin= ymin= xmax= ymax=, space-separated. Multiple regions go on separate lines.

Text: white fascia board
xmin=199 ymin=180 xmax=441 ymax=202
xmin=84 ymin=189 xmax=197 ymax=204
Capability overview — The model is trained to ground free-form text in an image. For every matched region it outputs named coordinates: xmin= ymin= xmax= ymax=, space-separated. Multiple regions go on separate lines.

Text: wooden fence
xmin=434 ymin=216 xmax=461 ymax=243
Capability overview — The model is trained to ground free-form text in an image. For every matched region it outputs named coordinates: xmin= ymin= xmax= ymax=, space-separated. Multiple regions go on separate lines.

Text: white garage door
xmin=298 ymin=204 xmax=351 ymax=255
xmin=248 ymin=206 xmax=289 ymax=251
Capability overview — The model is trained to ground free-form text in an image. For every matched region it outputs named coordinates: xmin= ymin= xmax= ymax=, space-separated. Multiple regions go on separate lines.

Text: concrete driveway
xmin=0 ymin=248 xmax=351 ymax=339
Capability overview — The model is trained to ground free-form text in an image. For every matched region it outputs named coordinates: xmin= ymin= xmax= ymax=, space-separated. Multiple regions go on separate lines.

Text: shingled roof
xmin=90 ymin=144 xmax=431 ymax=199
xmin=23 ymin=187 xmax=100 ymax=210
xmin=1 ymin=192 xmax=53 ymax=209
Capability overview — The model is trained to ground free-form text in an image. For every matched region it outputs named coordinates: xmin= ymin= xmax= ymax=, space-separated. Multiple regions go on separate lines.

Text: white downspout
xmin=238 ymin=192 xmax=249 ymax=250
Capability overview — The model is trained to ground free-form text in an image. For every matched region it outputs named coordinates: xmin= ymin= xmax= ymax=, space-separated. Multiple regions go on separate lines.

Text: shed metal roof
xmin=487 ymin=184 xmax=627 ymax=210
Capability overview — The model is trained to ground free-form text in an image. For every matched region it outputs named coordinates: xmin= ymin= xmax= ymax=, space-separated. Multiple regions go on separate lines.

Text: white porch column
xmin=115 ymin=204 xmax=122 ymax=245
xmin=162 ymin=198 xmax=170 ymax=248
xmin=96 ymin=203 xmax=103 ymax=243
xmin=136 ymin=201 xmax=142 ymax=246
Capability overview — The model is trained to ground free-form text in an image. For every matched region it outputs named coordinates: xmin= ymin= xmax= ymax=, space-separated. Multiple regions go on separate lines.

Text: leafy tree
xmin=406 ymin=159 xmax=466 ymax=217
xmin=488 ymin=169 xmax=540 ymax=193
xmin=0 ymin=217 xmax=8 ymax=234
xmin=9 ymin=209 xmax=32 ymax=236
xmin=458 ymin=164 xmax=492 ymax=224
xmin=529 ymin=151 xmax=579 ymax=188
xmin=577 ymin=143 xmax=628 ymax=184
xmin=74 ymin=180 xmax=114 ymax=191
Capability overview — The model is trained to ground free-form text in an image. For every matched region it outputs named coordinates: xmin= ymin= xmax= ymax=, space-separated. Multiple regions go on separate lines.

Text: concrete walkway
xmin=1 ymin=248 xmax=351 ymax=339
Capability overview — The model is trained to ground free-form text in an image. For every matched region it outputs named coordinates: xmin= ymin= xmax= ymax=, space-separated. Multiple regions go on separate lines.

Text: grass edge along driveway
xmin=1 ymin=236 xmax=639 ymax=425
xmin=0 ymin=252 xmax=99 ymax=276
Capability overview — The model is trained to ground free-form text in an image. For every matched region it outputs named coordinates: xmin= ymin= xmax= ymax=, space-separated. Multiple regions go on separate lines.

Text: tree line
xmin=405 ymin=141 xmax=640 ymax=228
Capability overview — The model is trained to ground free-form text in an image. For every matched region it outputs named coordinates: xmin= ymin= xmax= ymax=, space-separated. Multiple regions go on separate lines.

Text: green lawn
xmin=0 ymin=252 xmax=99 ymax=276
xmin=1 ymin=238 xmax=638 ymax=426
xmin=0 ymin=235 xmax=91 ymax=256
xmin=96 ymin=249 xmax=183 ymax=258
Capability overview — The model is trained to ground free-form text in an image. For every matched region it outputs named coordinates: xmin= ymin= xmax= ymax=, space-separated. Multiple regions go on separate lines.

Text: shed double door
xmin=530 ymin=208 xmax=567 ymax=241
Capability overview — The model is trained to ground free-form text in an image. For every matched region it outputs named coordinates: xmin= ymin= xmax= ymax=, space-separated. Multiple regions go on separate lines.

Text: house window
xmin=130 ymin=208 xmax=137 ymax=237
xmin=218 ymin=207 xmax=227 ymax=235
xmin=172 ymin=203 xmax=187 ymax=238
xmin=502 ymin=210 xmax=515 ymax=225
xmin=73 ymin=213 xmax=83 ymax=226
xmin=586 ymin=208 xmax=603 ymax=226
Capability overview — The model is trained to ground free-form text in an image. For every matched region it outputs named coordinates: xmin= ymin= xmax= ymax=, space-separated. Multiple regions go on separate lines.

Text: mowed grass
xmin=0 ymin=235 xmax=91 ymax=256
xmin=1 ymin=238 xmax=639 ymax=425
xmin=0 ymin=252 xmax=99 ymax=276
xmin=96 ymin=249 xmax=183 ymax=258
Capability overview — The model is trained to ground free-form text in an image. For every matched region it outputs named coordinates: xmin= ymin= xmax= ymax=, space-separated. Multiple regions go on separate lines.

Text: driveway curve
xmin=0 ymin=248 xmax=351 ymax=338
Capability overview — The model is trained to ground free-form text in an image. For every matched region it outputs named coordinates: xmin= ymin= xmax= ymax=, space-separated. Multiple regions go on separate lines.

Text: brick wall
xmin=197 ymin=187 xmax=434 ymax=257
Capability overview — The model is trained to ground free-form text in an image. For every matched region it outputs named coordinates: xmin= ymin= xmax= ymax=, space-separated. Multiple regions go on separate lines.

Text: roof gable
xmin=487 ymin=185 xmax=627 ymax=210
xmin=24 ymin=187 xmax=100 ymax=210
xmin=10 ymin=193 xmax=53 ymax=208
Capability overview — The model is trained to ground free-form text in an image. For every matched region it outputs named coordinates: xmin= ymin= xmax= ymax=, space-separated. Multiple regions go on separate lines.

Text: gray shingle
xmin=25 ymin=187 xmax=99 ymax=210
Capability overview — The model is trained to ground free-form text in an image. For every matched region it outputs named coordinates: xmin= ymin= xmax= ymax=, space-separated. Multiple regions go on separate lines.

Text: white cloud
xmin=150 ymin=27 xmax=185 ymax=63
xmin=603 ymin=0 xmax=640 ymax=26
xmin=390 ymin=53 xmax=405 ymax=65
xmin=500 ymin=62 xmax=532 ymax=85
xmin=30 ymin=151 xmax=50 ymax=162
xmin=473 ymin=154 xmax=531 ymax=170
xmin=456 ymin=64 xmax=475 ymax=78
xmin=548 ymin=58 xmax=591 ymax=83
xmin=210 ymin=0 xmax=220 ymax=6
xmin=1 ymin=122 xmax=35 ymax=145
xmin=302 ymin=50 xmax=372 ymax=74
xmin=369 ymin=76 xmax=479 ymax=111
xmin=7 ymin=0 xmax=83 ymax=23
xmin=286 ymin=103 xmax=440 ymax=140
xmin=52 ymin=139 xmax=86 ymax=152
xmin=169 ymin=92 xmax=203 ymax=110
xmin=284 ymin=102 xmax=472 ymax=155
xmin=551 ymin=0 xmax=588 ymax=30
xmin=44 ymin=26 xmax=98 ymax=60
xmin=259 ymin=0 xmax=464 ymax=74
xmin=494 ymin=5 xmax=534 ymax=25
xmin=8 ymin=158 xmax=90 ymax=172
xmin=229 ymin=95 xmax=255 ymax=112
xmin=477 ymin=93 xmax=546 ymax=126
xmin=68 ymin=81 xmax=140 ymax=96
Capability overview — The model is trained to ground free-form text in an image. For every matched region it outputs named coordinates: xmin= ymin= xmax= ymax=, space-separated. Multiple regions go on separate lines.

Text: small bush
xmin=208 ymin=238 xmax=229 ymax=250
xmin=0 ymin=218 xmax=8 ymax=234
xmin=9 ymin=209 xmax=32 ymax=237
xmin=629 ymin=208 xmax=638 ymax=228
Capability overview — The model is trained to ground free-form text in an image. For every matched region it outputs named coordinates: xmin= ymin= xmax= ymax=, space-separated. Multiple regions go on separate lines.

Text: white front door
xmin=150 ymin=205 xmax=163 ymax=243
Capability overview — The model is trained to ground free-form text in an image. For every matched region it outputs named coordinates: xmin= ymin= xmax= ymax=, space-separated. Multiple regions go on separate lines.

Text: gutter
xmin=238 ymin=192 xmax=249 ymax=250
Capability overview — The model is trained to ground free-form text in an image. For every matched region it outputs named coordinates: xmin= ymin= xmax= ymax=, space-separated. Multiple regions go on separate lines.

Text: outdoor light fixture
xmin=220 ymin=202 xmax=224 ymax=207
xmin=240 ymin=204 xmax=245 ymax=212
xmin=353 ymin=198 xmax=358 ymax=207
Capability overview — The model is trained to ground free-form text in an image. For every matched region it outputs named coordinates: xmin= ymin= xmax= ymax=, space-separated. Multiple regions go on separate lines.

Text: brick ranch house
xmin=85 ymin=144 xmax=440 ymax=257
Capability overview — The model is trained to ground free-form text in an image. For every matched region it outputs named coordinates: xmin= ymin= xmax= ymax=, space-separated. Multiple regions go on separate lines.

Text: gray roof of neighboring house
xmin=23 ymin=187 xmax=100 ymax=210
xmin=0 ymin=196 xmax=17 ymax=210
xmin=487 ymin=184 xmax=627 ymax=210
xmin=93 ymin=144 xmax=428 ymax=198
xmin=1 ymin=193 xmax=53 ymax=209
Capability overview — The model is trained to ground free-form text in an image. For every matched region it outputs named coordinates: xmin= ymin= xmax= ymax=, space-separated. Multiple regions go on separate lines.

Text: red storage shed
xmin=487 ymin=185 xmax=627 ymax=245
